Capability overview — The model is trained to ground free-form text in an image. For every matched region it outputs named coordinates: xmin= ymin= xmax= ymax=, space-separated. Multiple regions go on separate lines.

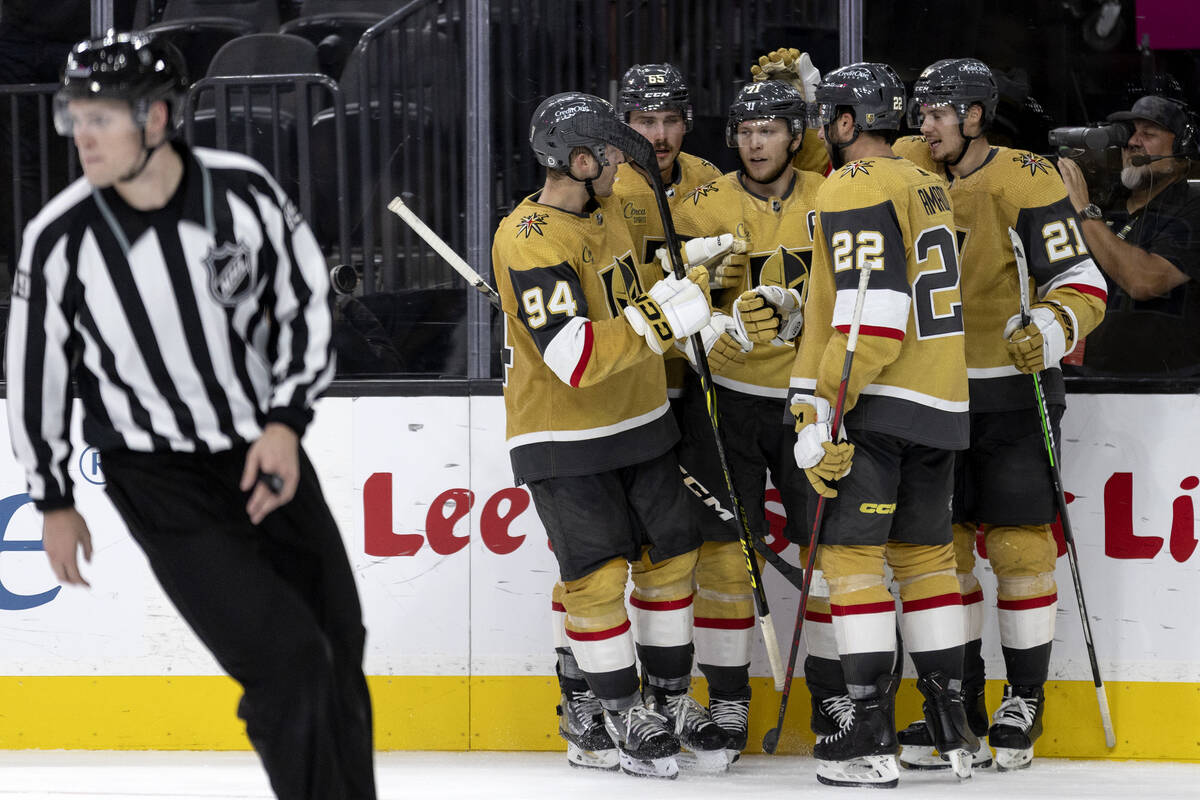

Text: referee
xmin=5 ymin=33 xmax=376 ymax=800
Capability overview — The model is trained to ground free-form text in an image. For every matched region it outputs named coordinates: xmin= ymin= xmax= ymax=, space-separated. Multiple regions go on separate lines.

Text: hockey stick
xmin=1008 ymin=227 xmax=1116 ymax=749
xmin=762 ymin=262 xmax=873 ymax=755
xmin=582 ymin=116 xmax=787 ymax=691
xmin=395 ymin=188 xmax=805 ymax=598
xmin=678 ymin=462 xmax=806 ymax=591
xmin=387 ymin=197 xmax=503 ymax=310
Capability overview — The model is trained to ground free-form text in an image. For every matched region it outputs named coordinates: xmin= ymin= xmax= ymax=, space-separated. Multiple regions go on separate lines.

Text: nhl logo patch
xmin=203 ymin=241 xmax=254 ymax=306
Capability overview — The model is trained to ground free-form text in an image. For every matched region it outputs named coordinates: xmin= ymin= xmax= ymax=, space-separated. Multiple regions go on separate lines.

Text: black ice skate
xmin=812 ymin=676 xmax=901 ymax=789
xmin=988 ymin=684 xmax=1044 ymax=771
xmin=602 ymin=703 xmax=681 ymax=779
xmin=557 ymin=689 xmax=618 ymax=771
xmin=899 ymin=681 xmax=993 ymax=770
xmin=708 ymin=688 xmax=751 ymax=764
xmin=654 ymin=692 xmax=732 ymax=773
xmin=915 ymin=671 xmax=980 ymax=780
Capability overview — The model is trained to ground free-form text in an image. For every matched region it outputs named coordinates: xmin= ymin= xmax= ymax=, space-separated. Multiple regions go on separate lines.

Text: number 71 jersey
xmin=791 ymin=156 xmax=969 ymax=451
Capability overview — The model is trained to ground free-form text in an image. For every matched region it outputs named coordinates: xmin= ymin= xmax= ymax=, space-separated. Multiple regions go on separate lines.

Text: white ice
xmin=0 ymin=751 xmax=1197 ymax=799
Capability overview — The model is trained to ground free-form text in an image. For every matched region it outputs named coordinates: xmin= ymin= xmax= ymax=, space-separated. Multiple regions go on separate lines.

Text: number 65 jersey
xmin=894 ymin=139 xmax=1108 ymax=411
xmin=492 ymin=194 xmax=677 ymax=485
xmin=790 ymin=156 xmax=969 ymax=451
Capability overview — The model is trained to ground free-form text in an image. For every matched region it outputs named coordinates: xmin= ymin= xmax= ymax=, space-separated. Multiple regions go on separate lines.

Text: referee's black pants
xmin=101 ymin=445 xmax=376 ymax=800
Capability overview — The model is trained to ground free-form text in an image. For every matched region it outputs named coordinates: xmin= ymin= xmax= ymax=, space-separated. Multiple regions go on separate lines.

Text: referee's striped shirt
xmin=6 ymin=144 xmax=336 ymax=511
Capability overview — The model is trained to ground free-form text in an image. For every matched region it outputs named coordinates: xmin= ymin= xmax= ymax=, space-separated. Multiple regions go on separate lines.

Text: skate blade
xmin=618 ymin=752 xmax=679 ymax=779
xmin=816 ymin=755 xmax=900 ymax=788
xmin=899 ymin=745 xmax=951 ymax=771
xmin=946 ymin=749 xmax=973 ymax=780
xmin=566 ymin=743 xmax=619 ymax=771
xmin=993 ymin=746 xmax=1033 ymax=772
xmin=676 ymin=748 xmax=733 ymax=773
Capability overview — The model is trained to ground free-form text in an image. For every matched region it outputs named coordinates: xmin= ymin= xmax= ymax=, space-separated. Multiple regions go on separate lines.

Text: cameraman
xmin=1058 ymin=96 xmax=1200 ymax=376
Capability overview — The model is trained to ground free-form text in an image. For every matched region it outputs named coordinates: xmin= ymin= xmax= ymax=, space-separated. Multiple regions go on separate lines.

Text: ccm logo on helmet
xmin=859 ymin=502 xmax=896 ymax=514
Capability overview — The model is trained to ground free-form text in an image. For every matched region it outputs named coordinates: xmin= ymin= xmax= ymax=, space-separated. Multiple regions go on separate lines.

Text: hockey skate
xmin=654 ymin=692 xmax=732 ymax=773
xmin=989 ymin=684 xmax=1044 ymax=771
xmin=557 ymin=689 xmax=619 ymax=771
xmin=899 ymin=682 xmax=992 ymax=770
xmin=602 ymin=703 xmax=681 ymax=779
xmin=709 ymin=689 xmax=750 ymax=764
xmin=914 ymin=672 xmax=980 ymax=780
xmin=812 ymin=676 xmax=901 ymax=789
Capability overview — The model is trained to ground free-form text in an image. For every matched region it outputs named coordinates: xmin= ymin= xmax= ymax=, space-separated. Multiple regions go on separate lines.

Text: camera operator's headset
xmin=1162 ymin=97 xmax=1199 ymax=156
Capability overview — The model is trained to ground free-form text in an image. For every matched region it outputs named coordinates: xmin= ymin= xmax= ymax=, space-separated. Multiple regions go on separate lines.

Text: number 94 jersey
xmin=492 ymin=195 xmax=676 ymax=484
xmin=791 ymin=156 xmax=969 ymax=451
xmin=893 ymin=138 xmax=1108 ymax=412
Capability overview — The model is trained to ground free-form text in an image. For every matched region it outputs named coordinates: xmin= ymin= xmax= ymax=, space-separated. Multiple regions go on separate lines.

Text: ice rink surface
xmin=0 ymin=750 xmax=1197 ymax=799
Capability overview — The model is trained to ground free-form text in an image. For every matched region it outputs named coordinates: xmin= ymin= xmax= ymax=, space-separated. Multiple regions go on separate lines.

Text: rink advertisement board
xmin=0 ymin=393 xmax=1197 ymax=758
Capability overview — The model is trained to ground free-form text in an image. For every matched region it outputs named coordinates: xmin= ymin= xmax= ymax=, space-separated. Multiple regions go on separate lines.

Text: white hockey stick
xmin=1009 ymin=227 xmax=1116 ymax=749
xmin=387 ymin=197 xmax=503 ymax=309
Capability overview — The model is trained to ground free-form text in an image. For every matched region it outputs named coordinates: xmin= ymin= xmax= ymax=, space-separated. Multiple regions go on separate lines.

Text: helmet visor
xmin=808 ymin=101 xmax=837 ymax=130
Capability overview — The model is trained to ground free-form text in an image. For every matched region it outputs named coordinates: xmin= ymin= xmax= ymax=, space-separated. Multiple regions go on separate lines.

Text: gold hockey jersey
xmin=610 ymin=152 xmax=724 ymax=394
xmin=492 ymin=194 xmax=677 ymax=483
xmin=894 ymin=137 xmax=1108 ymax=411
xmin=793 ymin=129 xmax=832 ymax=176
xmin=611 ymin=151 xmax=723 ymax=265
xmin=671 ymin=167 xmax=823 ymax=398
xmin=790 ymin=156 xmax=969 ymax=450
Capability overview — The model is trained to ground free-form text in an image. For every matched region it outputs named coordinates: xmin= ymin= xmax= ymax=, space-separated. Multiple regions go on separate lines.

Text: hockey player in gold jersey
xmin=494 ymin=92 xmax=721 ymax=780
xmin=894 ymin=58 xmax=1107 ymax=773
xmin=664 ymin=78 xmax=855 ymax=752
xmin=791 ymin=62 xmax=976 ymax=787
xmin=547 ymin=65 xmax=743 ymax=771
xmin=750 ymin=47 xmax=832 ymax=176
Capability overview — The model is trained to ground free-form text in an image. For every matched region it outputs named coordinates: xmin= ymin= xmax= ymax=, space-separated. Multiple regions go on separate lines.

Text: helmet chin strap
xmin=754 ymin=139 xmax=803 ymax=185
xmin=117 ymin=127 xmax=167 ymax=184
xmin=824 ymin=123 xmax=861 ymax=170
xmin=944 ymin=122 xmax=980 ymax=168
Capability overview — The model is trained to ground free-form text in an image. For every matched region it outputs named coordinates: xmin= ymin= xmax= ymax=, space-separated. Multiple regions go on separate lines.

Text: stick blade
xmin=761 ymin=726 xmax=782 ymax=755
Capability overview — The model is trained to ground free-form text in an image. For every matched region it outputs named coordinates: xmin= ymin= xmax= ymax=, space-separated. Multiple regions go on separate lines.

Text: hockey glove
xmin=625 ymin=267 xmax=712 ymax=354
xmin=710 ymin=246 xmax=750 ymax=291
xmin=678 ymin=311 xmax=752 ymax=372
xmin=791 ymin=396 xmax=854 ymax=498
xmin=734 ymin=285 xmax=804 ymax=345
xmin=1003 ymin=302 xmax=1075 ymax=374
xmin=750 ymin=48 xmax=821 ymax=103
xmin=656 ymin=234 xmax=734 ymax=274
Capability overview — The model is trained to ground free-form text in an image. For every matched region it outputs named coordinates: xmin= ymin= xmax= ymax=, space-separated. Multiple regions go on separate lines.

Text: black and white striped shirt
xmin=6 ymin=144 xmax=335 ymax=510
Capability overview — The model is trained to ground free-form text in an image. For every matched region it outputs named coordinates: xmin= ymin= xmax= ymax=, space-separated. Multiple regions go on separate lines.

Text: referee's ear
xmin=145 ymin=99 xmax=171 ymax=143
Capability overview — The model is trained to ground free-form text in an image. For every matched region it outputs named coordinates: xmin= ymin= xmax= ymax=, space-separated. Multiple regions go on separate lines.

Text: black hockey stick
xmin=762 ymin=262 xmax=873 ymax=755
xmin=580 ymin=115 xmax=787 ymax=690
xmin=1008 ymin=227 xmax=1116 ymax=749
xmin=678 ymin=463 xmax=806 ymax=591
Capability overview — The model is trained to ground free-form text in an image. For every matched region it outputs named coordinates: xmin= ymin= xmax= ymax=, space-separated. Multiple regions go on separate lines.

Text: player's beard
xmin=1120 ymin=163 xmax=1152 ymax=190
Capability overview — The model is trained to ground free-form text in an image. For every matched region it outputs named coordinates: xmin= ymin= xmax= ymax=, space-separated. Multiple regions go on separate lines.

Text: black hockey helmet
xmin=618 ymin=63 xmax=693 ymax=130
xmin=53 ymin=31 xmax=188 ymax=136
xmin=907 ymin=58 xmax=999 ymax=129
xmin=529 ymin=91 xmax=628 ymax=171
xmin=725 ymin=80 xmax=807 ymax=147
xmin=808 ymin=62 xmax=906 ymax=133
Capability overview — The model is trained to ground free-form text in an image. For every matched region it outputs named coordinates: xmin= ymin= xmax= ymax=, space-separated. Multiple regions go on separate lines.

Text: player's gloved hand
xmin=625 ymin=267 xmax=713 ymax=354
xmin=791 ymin=396 xmax=854 ymax=498
xmin=734 ymin=285 xmax=804 ymax=345
xmin=750 ymin=47 xmax=821 ymax=103
xmin=1003 ymin=302 xmax=1075 ymax=374
xmin=709 ymin=240 xmax=750 ymax=290
xmin=678 ymin=311 xmax=752 ymax=372
xmin=656 ymin=234 xmax=734 ymax=274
